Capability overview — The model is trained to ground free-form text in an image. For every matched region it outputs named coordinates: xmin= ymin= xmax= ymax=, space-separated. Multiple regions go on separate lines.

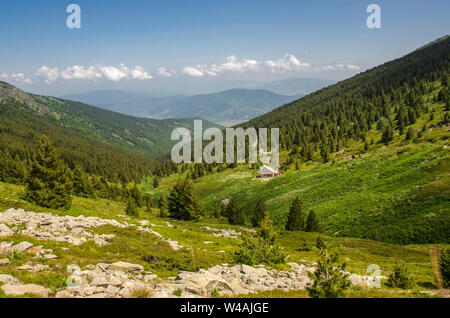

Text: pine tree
xmin=307 ymin=249 xmax=351 ymax=298
xmin=85 ymin=177 xmax=95 ymax=198
xmin=153 ymin=176 xmax=159 ymax=188
xmin=213 ymin=206 xmax=221 ymax=218
xmin=168 ymin=178 xmax=204 ymax=221
xmin=381 ymin=124 xmax=394 ymax=145
xmin=131 ymin=184 xmax=143 ymax=207
xmin=125 ymin=195 xmax=139 ymax=217
xmin=252 ymin=199 xmax=267 ymax=227
xmin=226 ymin=197 xmax=245 ymax=225
xmin=306 ymin=210 xmax=322 ymax=232
xmin=25 ymin=135 xmax=73 ymax=210
xmin=286 ymin=196 xmax=304 ymax=231
xmin=232 ymin=212 xmax=285 ymax=265
xmin=159 ymin=193 xmax=169 ymax=217
xmin=405 ymin=128 xmax=415 ymax=140
xmin=364 ymin=142 xmax=369 ymax=151
xmin=316 ymin=236 xmax=326 ymax=250
xmin=146 ymin=194 xmax=153 ymax=211
xmin=72 ymin=165 xmax=88 ymax=198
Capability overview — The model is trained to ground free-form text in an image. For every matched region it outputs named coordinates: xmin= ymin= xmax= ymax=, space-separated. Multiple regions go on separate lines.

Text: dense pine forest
xmin=240 ymin=36 xmax=449 ymax=161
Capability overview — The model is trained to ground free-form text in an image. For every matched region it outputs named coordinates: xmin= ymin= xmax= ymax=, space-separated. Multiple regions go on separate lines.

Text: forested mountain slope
xmin=240 ymin=36 xmax=449 ymax=156
xmin=0 ymin=82 xmax=221 ymax=158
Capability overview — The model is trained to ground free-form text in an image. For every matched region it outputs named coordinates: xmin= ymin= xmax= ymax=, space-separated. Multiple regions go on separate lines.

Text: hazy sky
xmin=0 ymin=0 xmax=449 ymax=95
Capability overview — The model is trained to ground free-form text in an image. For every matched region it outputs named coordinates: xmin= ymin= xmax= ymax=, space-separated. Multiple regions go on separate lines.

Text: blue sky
xmin=0 ymin=0 xmax=449 ymax=95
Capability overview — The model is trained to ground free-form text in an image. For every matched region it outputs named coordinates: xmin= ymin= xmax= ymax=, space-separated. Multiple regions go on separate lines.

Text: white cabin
xmin=259 ymin=165 xmax=280 ymax=178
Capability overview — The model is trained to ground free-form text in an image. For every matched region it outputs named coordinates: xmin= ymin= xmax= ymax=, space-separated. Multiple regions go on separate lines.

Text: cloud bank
xmin=1 ymin=54 xmax=360 ymax=85
xmin=181 ymin=54 xmax=359 ymax=77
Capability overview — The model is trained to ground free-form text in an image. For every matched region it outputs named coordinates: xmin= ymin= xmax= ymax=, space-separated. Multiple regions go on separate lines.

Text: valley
xmin=0 ymin=36 xmax=448 ymax=299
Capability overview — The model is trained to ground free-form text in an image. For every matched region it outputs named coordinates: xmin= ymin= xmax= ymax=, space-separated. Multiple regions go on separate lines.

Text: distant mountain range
xmin=0 ymin=81 xmax=222 ymax=160
xmin=63 ymin=77 xmax=334 ymax=125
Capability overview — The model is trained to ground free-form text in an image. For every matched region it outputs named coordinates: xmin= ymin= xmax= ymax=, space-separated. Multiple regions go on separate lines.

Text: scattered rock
xmin=25 ymin=245 xmax=43 ymax=256
xmin=0 ymin=209 xmax=181 ymax=250
xmin=166 ymin=240 xmax=183 ymax=251
xmin=1 ymin=284 xmax=49 ymax=298
xmin=107 ymin=261 xmax=144 ymax=273
xmin=202 ymin=226 xmax=242 ymax=239
xmin=17 ymin=262 xmax=50 ymax=272
xmin=0 ymin=258 xmax=11 ymax=265
xmin=0 ymin=223 xmax=13 ymax=237
xmin=0 ymin=209 xmax=125 ymax=246
xmin=44 ymin=254 xmax=58 ymax=260
xmin=0 ymin=274 xmax=21 ymax=285
xmin=0 ymin=242 xmax=12 ymax=256
xmin=12 ymin=241 xmax=33 ymax=253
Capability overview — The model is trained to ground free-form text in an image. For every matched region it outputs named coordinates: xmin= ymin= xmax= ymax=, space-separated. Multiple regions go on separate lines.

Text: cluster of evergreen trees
xmin=211 ymin=194 xmax=323 ymax=233
xmin=167 ymin=177 xmax=205 ymax=220
xmin=14 ymin=135 xmax=156 ymax=212
xmin=286 ymin=196 xmax=323 ymax=232
xmin=240 ymin=37 xmax=449 ymax=164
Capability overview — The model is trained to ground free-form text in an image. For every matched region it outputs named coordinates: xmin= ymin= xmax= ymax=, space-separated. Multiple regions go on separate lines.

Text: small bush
xmin=172 ymin=288 xmax=183 ymax=297
xmin=211 ymin=288 xmax=220 ymax=297
xmin=7 ymin=250 xmax=24 ymax=261
xmin=232 ymin=212 xmax=285 ymax=265
xmin=440 ymin=248 xmax=450 ymax=288
xmin=142 ymin=250 xmax=198 ymax=272
xmin=130 ymin=287 xmax=153 ymax=298
xmin=307 ymin=249 xmax=351 ymax=298
xmin=316 ymin=236 xmax=326 ymax=250
xmin=297 ymin=239 xmax=312 ymax=252
xmin=387 ymin=264 xmax=415 ymax=289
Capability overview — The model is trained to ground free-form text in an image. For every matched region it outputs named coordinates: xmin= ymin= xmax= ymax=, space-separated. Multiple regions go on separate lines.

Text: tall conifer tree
xmin=25 ymin=136 xmax=73 ymax=210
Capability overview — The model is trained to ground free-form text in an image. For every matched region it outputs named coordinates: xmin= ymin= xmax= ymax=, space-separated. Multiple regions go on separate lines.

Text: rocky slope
xmin=0 ymin=208 xmax=375 ymax=298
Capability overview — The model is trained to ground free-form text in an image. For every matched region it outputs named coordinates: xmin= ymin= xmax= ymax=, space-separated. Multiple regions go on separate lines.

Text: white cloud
xmin=99 ymin=65 xmax=128 ymax=81
xmin=130 ymin=65 xmax=152 ymax=80
xmin=35 ymin=66 xmax=59 ymax=83
xmin=182 ymin=54 xmax=315 ymax=77
xmin=346 ymin=64 xmax=360 ymax=70
xmin=6 ymin=57 xmax=360 ymax=84
xmin=9 ymin=73 xmax=32 ymax=84
xmin=60 ymin=65 xmax=102 ymax=81
xmin=35 ymin=64 xmax=152 ymax=83
xmin=264 ymin=54 xmax=311 ymax=73
xmin=182 ymin=56 xmax=260 ymax=77
xmin=320 ymin=63 xmax=360 ymax=71
xmin=0 ymin=72 xmax=31 ymax=84
xmin=211 ymin=55 xmax=260 ymax=73
xmin=157 ymin=67 xmax=173 ymax=78
xmin=182 ymin=66 xmax=207 ymax=77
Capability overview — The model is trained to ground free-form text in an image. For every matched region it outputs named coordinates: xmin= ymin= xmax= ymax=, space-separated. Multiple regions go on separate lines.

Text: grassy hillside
xmin=0 ymin=181 xmax=447 ymax=298
xmin=143 ymin=87 xmax=449 ymax=244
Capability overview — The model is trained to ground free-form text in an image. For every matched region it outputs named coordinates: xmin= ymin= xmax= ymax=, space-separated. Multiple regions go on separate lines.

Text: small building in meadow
xmin=259 ymin=165 xmax=280 ymax=178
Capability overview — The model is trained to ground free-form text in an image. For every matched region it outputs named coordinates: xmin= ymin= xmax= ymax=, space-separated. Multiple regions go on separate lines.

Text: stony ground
xmin=0 ymin=208 xmax=377 ymax=298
